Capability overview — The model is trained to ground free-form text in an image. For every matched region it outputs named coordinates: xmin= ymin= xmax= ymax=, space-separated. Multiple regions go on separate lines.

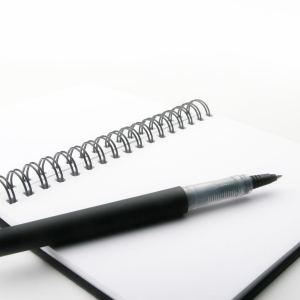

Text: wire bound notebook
xmin=0 ymin=84 xmax=299 ymax=300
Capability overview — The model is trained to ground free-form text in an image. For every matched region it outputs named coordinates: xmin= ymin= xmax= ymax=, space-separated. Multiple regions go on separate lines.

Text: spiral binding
xmin=0 ymin=99 xmax=211 ymax=204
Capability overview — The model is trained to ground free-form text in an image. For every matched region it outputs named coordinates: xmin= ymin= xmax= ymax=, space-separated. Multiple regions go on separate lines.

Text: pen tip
xmin=250 ymin=174 xmax=282 ymax=189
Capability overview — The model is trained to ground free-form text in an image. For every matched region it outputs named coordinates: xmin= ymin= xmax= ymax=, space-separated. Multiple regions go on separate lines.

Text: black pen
xmin=0 ymin=174 xmax=281 ymax=257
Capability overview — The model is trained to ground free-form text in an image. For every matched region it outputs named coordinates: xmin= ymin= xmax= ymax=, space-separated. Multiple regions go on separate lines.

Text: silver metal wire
xmin=1 ymin=99 xmax=211 ymax=203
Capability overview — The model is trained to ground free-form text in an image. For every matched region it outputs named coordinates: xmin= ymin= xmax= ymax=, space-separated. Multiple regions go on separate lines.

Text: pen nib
xmin=250 ymin=174 xmax=281 ymax=189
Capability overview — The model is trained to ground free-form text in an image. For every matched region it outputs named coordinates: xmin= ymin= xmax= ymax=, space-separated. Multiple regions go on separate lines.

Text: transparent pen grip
xmin=183 ymin=175 xmax=253 ymax=211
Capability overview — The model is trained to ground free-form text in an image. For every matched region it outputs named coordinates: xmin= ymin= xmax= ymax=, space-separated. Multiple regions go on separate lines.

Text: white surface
xmin=0 ymin=84 xmax=300 ymax=299
xmin=0 ymin=1 xmax=299 ymax=145
xmin=0 ymin=1 xmax=299 ymax=299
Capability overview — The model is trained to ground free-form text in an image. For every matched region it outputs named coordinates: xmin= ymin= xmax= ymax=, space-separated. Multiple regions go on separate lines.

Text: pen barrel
xmin=0 ymin=186 xmax=188 ymax=257
xmin=184 ymin=175 xmax=253 ymax=210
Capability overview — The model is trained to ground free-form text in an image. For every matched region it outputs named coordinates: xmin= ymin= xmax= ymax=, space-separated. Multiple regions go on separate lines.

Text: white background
xmin=0 ymin=1 xmax=299 ymax=299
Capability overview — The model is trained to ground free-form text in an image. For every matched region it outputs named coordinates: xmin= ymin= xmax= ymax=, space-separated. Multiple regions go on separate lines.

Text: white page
xmin=0 ymin=85 xmax=300 ymax=299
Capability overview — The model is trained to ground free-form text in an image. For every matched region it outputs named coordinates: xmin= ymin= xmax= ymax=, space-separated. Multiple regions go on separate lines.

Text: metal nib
xmin=276 ymin=175 xmax=282 ymax=179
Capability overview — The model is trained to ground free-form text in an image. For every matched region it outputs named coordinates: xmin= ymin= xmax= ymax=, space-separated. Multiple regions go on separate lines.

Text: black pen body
xmin=0 ymin=187 xmax=188 ymax=257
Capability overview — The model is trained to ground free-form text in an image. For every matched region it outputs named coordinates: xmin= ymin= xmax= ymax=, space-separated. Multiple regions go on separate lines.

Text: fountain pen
xmin=0 ymin=173 xmax=281 ymax=257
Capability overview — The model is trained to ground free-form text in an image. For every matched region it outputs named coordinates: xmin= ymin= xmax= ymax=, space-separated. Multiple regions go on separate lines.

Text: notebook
xmin=0 ymin=83 xmax=300 ymax=300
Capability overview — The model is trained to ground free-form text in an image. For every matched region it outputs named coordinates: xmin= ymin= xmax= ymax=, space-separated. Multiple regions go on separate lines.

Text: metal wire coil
xmin=1 ymin=99 xmax=211 ymax=204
